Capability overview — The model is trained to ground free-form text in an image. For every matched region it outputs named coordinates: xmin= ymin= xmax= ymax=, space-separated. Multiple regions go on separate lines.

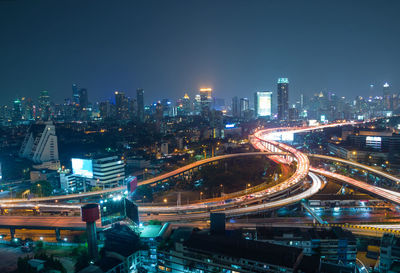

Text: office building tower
xmin=137 ymin=88 xmax=144 ymax=122
xmin=232 ymin=96 xmax=240 ymax=117
xmin=277 ymin=78 xmax=289 ymax=120
xmin=72 ymin=84 xmax=80 ymax=104
xmin=115 ymin=91 xmax=129 ymax=120
xmin=193 ymin=94 xmax=201 ymax=115
xmin=288 ymin=107 xmax=299 ymax=120
xmin=182 ymin=93 xmax=191 ymax=115
xmin=240 ymin=97 xmax=249 ymax=117
xmin=12 ymin=98 xmax=22 ymax=122
xmin=383 ymin=82 xmax=391 ymax=110
xmin=254 ymin=91 xmax=273 ymax=117
xmin=38 ymin=90 xmax=51 ymax=120
xmin=23 ymin=97 xmax=34 ymax=120
xmin=92 ymin=156 xmax=125 ymax=188
xmin=79 ymin=88 xmax=89 ymax=109
xmin=199 ymin=88 xmax=212 ymax=117
xmin=19 ymin=121 xmax=59 ymax=163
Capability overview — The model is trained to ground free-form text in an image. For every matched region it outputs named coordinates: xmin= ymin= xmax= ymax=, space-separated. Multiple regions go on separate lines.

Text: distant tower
xmin=136 ymin=88 xmax=144 ymax=122
xmin=277 ymin=78 xmax=289 ymax=120
xmin=79 ymin=88 xmax=89 ymax=109
xmin=81 ymin=204 xmax=100 ymax=261
xmin=182 ymin=93 xmax=191 ymax=115
xmin=239 ymin=98 xmax=249 ymax=118
xmin=12 ymin=98 xmax=22 ymax=122
xmin=72 ymin=84 xmax=80 ymax=104
xmin=232 ymin=96 xmax=239 ymax=117
xmin=115 ymin=91 xmax=129 ymax=119
xmin=199 ymin=88 xmax=212 ymax=117
xmin=38 ymin=90 xmax=51 ymax=120
xmin=383 ymin=82 xmax=391 ymax=110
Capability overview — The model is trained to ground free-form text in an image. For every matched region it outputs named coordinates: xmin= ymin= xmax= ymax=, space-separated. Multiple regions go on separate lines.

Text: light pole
xmin=246 ymin=183 xmax=251 ymax=194
xmin=37 ymin=184 xmax=42 ymax=197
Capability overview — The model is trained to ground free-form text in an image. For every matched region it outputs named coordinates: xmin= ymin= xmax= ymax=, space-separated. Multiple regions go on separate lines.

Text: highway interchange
xmin=1 ymin=121 xmax=400 ymax=238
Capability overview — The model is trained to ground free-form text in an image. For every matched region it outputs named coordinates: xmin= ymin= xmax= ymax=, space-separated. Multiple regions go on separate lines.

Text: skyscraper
xmin=12 ymin=98 xmax=22 ymax=122
xmin=79 ymin=88 xmax=89 ymax=109
xmin=72 ymin=84 xmax=80 ymax=104
xmin=254 ymin=91 xmax=272 ymax=117
xmin=199 ymin=88 xmax=212 ymax=116
xmin=383 ymin=82 xmax=391 ymax=110
xmin=277 ymin=78 xmax=289 ymax=120
xmin=115 ymin=91 xmax=129 ymax=120
xmin=239 ymin=98 xmax=249 ymax=118
xmin=137 ymin=88 xmax=144 ymax=122
xmin=232 ymin=96 xmax=240 ymax=117
xmin=38 ymin=90 xmax=51 ymax=120
xmin=182 ymin=93 xmax=191 ymax=115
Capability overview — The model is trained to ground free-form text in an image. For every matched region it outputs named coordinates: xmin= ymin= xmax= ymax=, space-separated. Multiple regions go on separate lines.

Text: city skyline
xmin=1 ymin=0 xmax=400 ymax=104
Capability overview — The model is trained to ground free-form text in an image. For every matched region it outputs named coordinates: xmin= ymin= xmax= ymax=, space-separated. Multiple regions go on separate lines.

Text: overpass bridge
xmin=0 ymin=152 xmax=288 ymax=204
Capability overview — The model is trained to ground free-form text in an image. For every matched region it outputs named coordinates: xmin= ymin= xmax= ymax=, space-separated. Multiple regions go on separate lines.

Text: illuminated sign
xmin=366 ymin=136 xmax=382 ymax=149
xmin=366 ymin=136 xmax=381 ymax=142
xmin=256 ymin=91 xmax=272 ymax=117
xmin=277 ymin=78 xmax=289 ymax=84
xmin=72 ymin=158 xmax=93 ymax=178
xmin=225 ymin=123 xmax=236 ymax=128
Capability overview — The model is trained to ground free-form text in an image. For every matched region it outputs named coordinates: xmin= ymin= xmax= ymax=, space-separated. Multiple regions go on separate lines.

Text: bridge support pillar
xmin=55 ymin=228 xmax=61 ymax=241
xmin=10 ymin=228 xmax=15 ymax=239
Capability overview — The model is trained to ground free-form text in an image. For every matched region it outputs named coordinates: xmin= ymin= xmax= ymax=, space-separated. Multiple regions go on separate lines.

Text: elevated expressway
xmin=0 ymin=152 xmax=287 ymax=204
xmin=3 ymin=122 xmax=400 ymax=237
xmin=251 ymin=123 xmax=400 ymax=206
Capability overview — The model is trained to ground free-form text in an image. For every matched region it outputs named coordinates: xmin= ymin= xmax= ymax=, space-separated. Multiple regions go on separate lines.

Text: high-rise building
xmin=277 ymin=78 xmax=289 ymax=120
xmin=254 ymin=91 xmax=272 ymax=117
xmin=239 ymin=98 xmax=249 ymax=117
xmin=79 ymin=88 xmax=89 ymax=109
xmin=72 ymin=84 xmax=80 ymax=104
xmin=383 ymin=82 xmax=391 ymax=110
xmin=115 ymin=91 xmax=129 ymax=120
xmin=182 ymin=93 xmax=191 ymax=115
xmin=19 ymin=121 xmax=59 ymax=163
xmin=193 ymin=94 xmax=201 ymax=115
xmin=136 ymin=88 xmax=144 ymax=122
xmin=38 ymin=90 xmax=51 ymax=120
xmin=199 ymin=88 xmax=212 ymax=116
xmin=23 ymin=97 xmax=34 ymax=120
xmin=99 ymin=101 xmax=114 ymax=119
xmin=12 ymin=98 xmax=22 ymax=122
xmin=232 ymin=96 xmax=240 ymax=117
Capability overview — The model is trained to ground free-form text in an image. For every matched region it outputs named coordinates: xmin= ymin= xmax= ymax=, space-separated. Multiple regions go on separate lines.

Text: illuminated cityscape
xmin=1 ymin=1 xmax=400 ymax=273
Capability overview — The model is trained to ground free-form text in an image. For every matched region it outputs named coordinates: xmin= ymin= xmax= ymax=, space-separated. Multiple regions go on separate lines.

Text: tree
xmin=74 ymin=249 xmax=90 ymax=273
xmin=135 ymin=184 xmax=153 ymax=202
xmin=30 ymin=180 xmax=53 ymax=197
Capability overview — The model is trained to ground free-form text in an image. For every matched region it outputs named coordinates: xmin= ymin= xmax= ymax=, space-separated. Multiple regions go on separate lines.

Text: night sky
xmin=1 ymin=0 xmax=400 ymax=105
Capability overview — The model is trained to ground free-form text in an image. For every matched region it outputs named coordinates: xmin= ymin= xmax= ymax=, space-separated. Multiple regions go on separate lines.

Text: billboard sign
xmin=72 ymin=158 xmax=93 ymax=178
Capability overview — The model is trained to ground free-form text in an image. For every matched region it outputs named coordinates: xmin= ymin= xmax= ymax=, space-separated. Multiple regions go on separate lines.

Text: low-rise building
xmin=379 ymin=233 xmax=400 ymax=273
xmin=157 ymin=228 xmax=321 ymax=273
xmin=256 ymin=226 xmax=357 ymax=266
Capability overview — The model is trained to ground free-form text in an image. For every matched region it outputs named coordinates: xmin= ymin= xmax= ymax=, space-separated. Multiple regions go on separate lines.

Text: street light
xmin=37 ymin=184 xmax=42 ymax=197
xmin=200 ymin=192 xmax=203 ymax=200
xmin=163 ymin=198 xmax=167 ymax=203
xmin=246 ymin=183 xmax=251 ymax=194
